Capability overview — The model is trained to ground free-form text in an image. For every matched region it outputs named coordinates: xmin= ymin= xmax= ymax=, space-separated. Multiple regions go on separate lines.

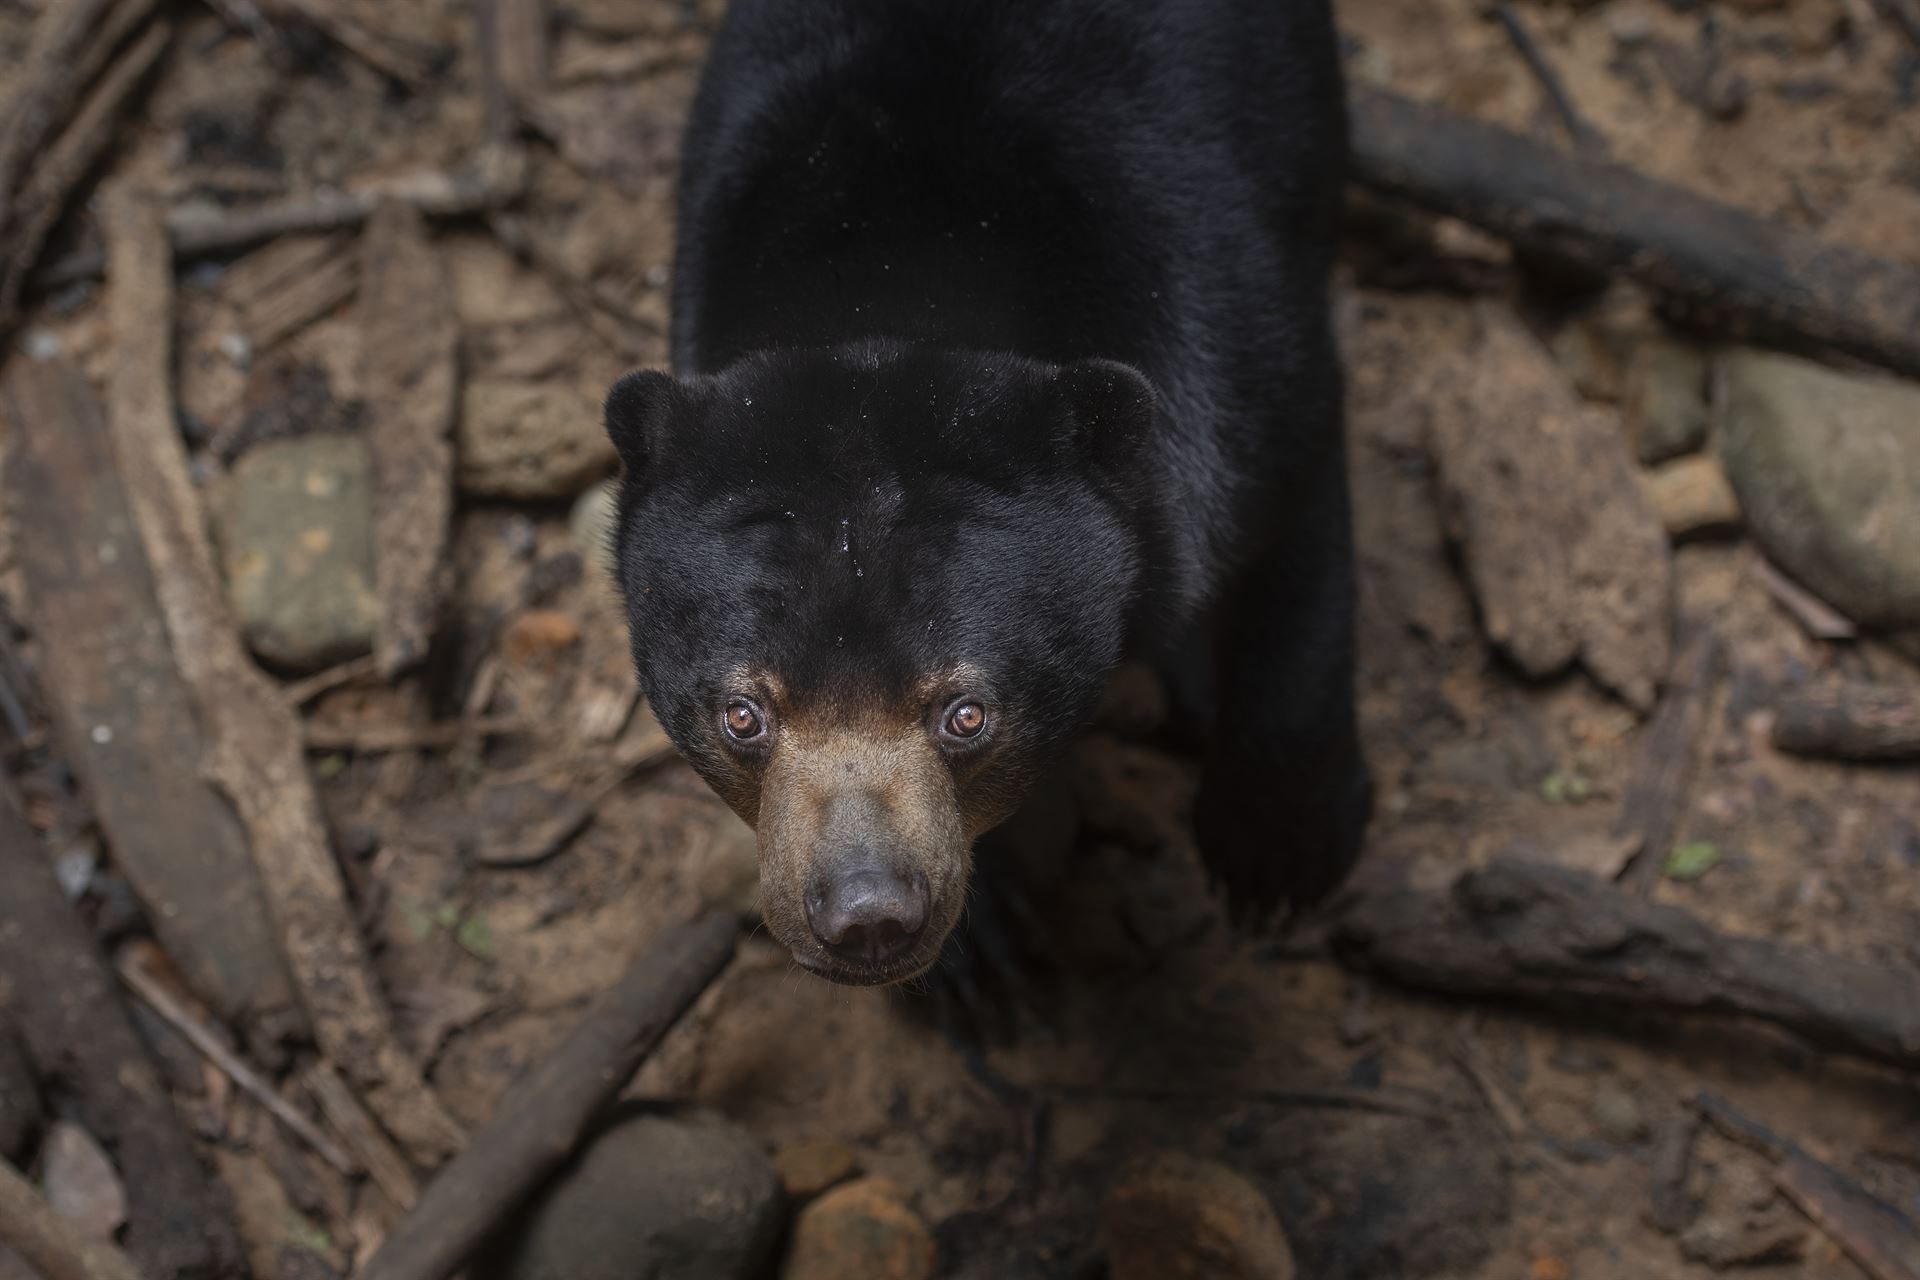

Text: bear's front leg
xmin=1192 ymin=498 xmax=1371 ymax=925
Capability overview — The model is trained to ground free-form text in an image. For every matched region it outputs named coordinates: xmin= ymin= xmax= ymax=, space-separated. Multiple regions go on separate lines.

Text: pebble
xmin=1644 ymin=455 xmax=1742 ymax=541
xmin=1718 ymin=350 xmax=1920 ymax=630
xmin=773 ymin=1137 xmax=860 ymax=1200
xmin=1624 ymin=338 xmax=1710 ymax=465
xmin=39 ymin=1121 xmax=126 ymax=1240
xmin=474 ymin=1107 xmax=782 ymax=1280
xmin=1102 ymin=1150 xmax=1295 ymax=1280
xmin=784 ymin=1177 xmax=937 ymax=1280
xmin=214 ymin=433 xmax=378 ymax=673
xmin=1590 ymin=1081 xmax=1650 ymax=1144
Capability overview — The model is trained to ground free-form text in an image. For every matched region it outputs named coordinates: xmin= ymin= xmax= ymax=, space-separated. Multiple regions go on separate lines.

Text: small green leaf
xmin=455 ymin=914 xmax=494 ymax=958
xmin=431 ymin=902 xmax=461 ymax=930
xmin=284 ymin=1211 xmax=333 ymax=1254
xmin=1540 ymin=770 xmax=1593 ymax=805
xmin=398 ymin=897 xmax=435 ymax=941
xmin=313 ymin=753 xmax=347 ymax=780
xmin=1664 ymin=841 xmax=1721 ymax=881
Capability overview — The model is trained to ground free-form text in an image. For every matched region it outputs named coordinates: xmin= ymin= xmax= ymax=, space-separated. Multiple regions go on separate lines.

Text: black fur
xmin=610 ymin=0 xmax=1369 ymax=934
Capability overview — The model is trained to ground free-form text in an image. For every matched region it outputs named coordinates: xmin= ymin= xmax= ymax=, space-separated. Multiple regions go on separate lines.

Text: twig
xmin=361 ymin=199 xmax=457 ymax=677
xmin=1336 ymin=860 xmax=1920 ymax=1071
xmin=0 ymin=1158 xmax=140 ymax=1280
xmin=358 ymin=913 xmax=738 ymax=1280
xmin=1449 ymin=1034 xmax=1528 ymax=1138
xmin=1770 ymin=682 xmax=1920 ymax=762
xmin=305 ymin=1061 xmax=421 ymax=1209
xmin=1615 ymin=625 xmax=1722 ymax=895
xmin=487 ymin=211 xmax=661 ymax=361
xmin=1490 ymin=3 xmax=1606 ymax=155
xmin=0 ymin=20 xmax=170 ymax=332
xmin=116 ymin=949 xmax=358 ymax=1178
xmin=1348 ymin=88 xmax=1920 ymax=378
xmin=33 ymin=153 xmax=525 ymax=289
xmin=99 ymin=183 xmax=463 ymax=1166
xmin=281 ymin=653 xmax=381 ymax=706
xmin=1752 ymin=556 xmax=1857 ymax=641
xmin=303 ymin=714 xmax=526 ymax=754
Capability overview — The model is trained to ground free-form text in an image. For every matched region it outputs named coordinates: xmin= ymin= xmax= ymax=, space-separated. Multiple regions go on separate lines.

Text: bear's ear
xmin=1053 ymin=358 xmax=1156 ymax=468
xmin=604 ymin=369 xmax=680 ymax=470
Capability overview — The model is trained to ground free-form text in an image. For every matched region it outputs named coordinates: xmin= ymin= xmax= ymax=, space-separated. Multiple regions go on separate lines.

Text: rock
xmin=784 ymin=1177 xmax=937 ymax=1280
xmin=1717 ymin=351 xmax=1920 ymax=630
xmin=39 ymin=1121 xmax=127 ymax=1240
xmin=1431 ymin=306 xmax=1674 ymax=710
xmin=1102 ymin=1151 xmax=1295 ymax=1280
xmin=773 ymin=1137 xmax=859 ymax=1200
xmin=474 ymin=1107 xmax=782 ymax=1280
xmin=1590 ymin=1081 xmax=1649 ymax=1144
xmin=1624 ymin=339 xmax=1710 ymax=465
xmin=569 ymin=477 xmax=620 ymax=580
xmin=0 ymin=1021 xmax=37 ymax=1163
xmin=216 ymin=433 xmax=378 ymax=672
xmin=1643 ymin=455 xmax=1741 ymax=541
xmin=458 ymin=380 xmax=617 ymax=500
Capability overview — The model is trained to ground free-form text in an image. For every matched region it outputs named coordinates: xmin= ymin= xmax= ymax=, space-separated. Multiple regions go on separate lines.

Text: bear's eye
xmin=943 ymin=701 xmax=986 ymax=740
xmin=724 ymin=700 xmax=767 ymax=742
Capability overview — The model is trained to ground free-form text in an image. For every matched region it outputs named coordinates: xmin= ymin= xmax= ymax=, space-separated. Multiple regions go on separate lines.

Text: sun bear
xmin=605 ymin=0 xmax=1369 ymax=991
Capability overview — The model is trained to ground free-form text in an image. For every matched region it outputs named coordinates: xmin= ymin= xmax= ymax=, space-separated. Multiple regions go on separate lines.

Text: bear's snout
xmin=805 ymin=863 xmax=930 ymax=968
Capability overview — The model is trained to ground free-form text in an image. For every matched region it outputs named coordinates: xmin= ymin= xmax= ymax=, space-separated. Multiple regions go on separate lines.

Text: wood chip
xmin=1428 ymin=305 xmax=1674 ymax=710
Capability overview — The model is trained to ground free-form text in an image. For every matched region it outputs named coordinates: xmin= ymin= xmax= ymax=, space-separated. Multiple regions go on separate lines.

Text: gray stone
xmin=1590 ymin=1081 xmax=1649 ymax=1144
xmin=473 ymin=1107 xmax=781 ymax=1280
xmin=458 ymin=380 xmax=616 ymax=500
xmin=1104 ymin=1152 xmax=1295 ymax=1280
xmin=1625 ymin=339 xmax=1711 ymax=465
xmin=1717 ymin=351 xmax=1920 ymax=629
xmin=216 ymin=434 xmax=378 ymax=672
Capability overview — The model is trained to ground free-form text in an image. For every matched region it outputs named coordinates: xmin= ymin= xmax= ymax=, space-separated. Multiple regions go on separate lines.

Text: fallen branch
xmin=34 ymin=152 xmax=525 ymax=289
xmin=99 ymin=183 xmax=463 ymax=1166
xmin=361 ymin=200 xmax=458 ymax=677
xmin=1334 ymin=859 xmax=1920 ymax=1072
xmin=4 ymin=354 xmax=297 ymax=1031
xmin=0 ymin=20 xmax=170 ymax=332
xmin=0 ymin=779 xmax=247 ymax=1277
xmin=358 ymin=913 xmax=738 ymax=1280
xmin=1614 ymin=626 xmax=1723 ymax=895
xmin=116 ymin=948 xmax=357 ymax=1178
xmin=1770 ymin=682 xmax=1920 ymax=762
xmin=1696 ymin=1094 xmax=1920 ymax=1280
xmin=0 ymin=1158 xmax=140 ymax=1280
xmin=1347 ymin=88 xmax=1920 ymax=378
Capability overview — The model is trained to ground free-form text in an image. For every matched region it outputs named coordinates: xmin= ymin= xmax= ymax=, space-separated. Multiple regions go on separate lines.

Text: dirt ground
xmin=1 ymin=0 xmax=1917 ymax=1276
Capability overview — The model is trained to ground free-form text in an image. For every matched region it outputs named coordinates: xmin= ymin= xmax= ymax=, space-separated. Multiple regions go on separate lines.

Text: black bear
xmin=605 ymin=0 xmax=1369 ymax=990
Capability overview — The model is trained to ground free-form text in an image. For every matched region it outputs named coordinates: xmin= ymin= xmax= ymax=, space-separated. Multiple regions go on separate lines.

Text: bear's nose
xmin=806 ymin=866 xmax=929 ymax=967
